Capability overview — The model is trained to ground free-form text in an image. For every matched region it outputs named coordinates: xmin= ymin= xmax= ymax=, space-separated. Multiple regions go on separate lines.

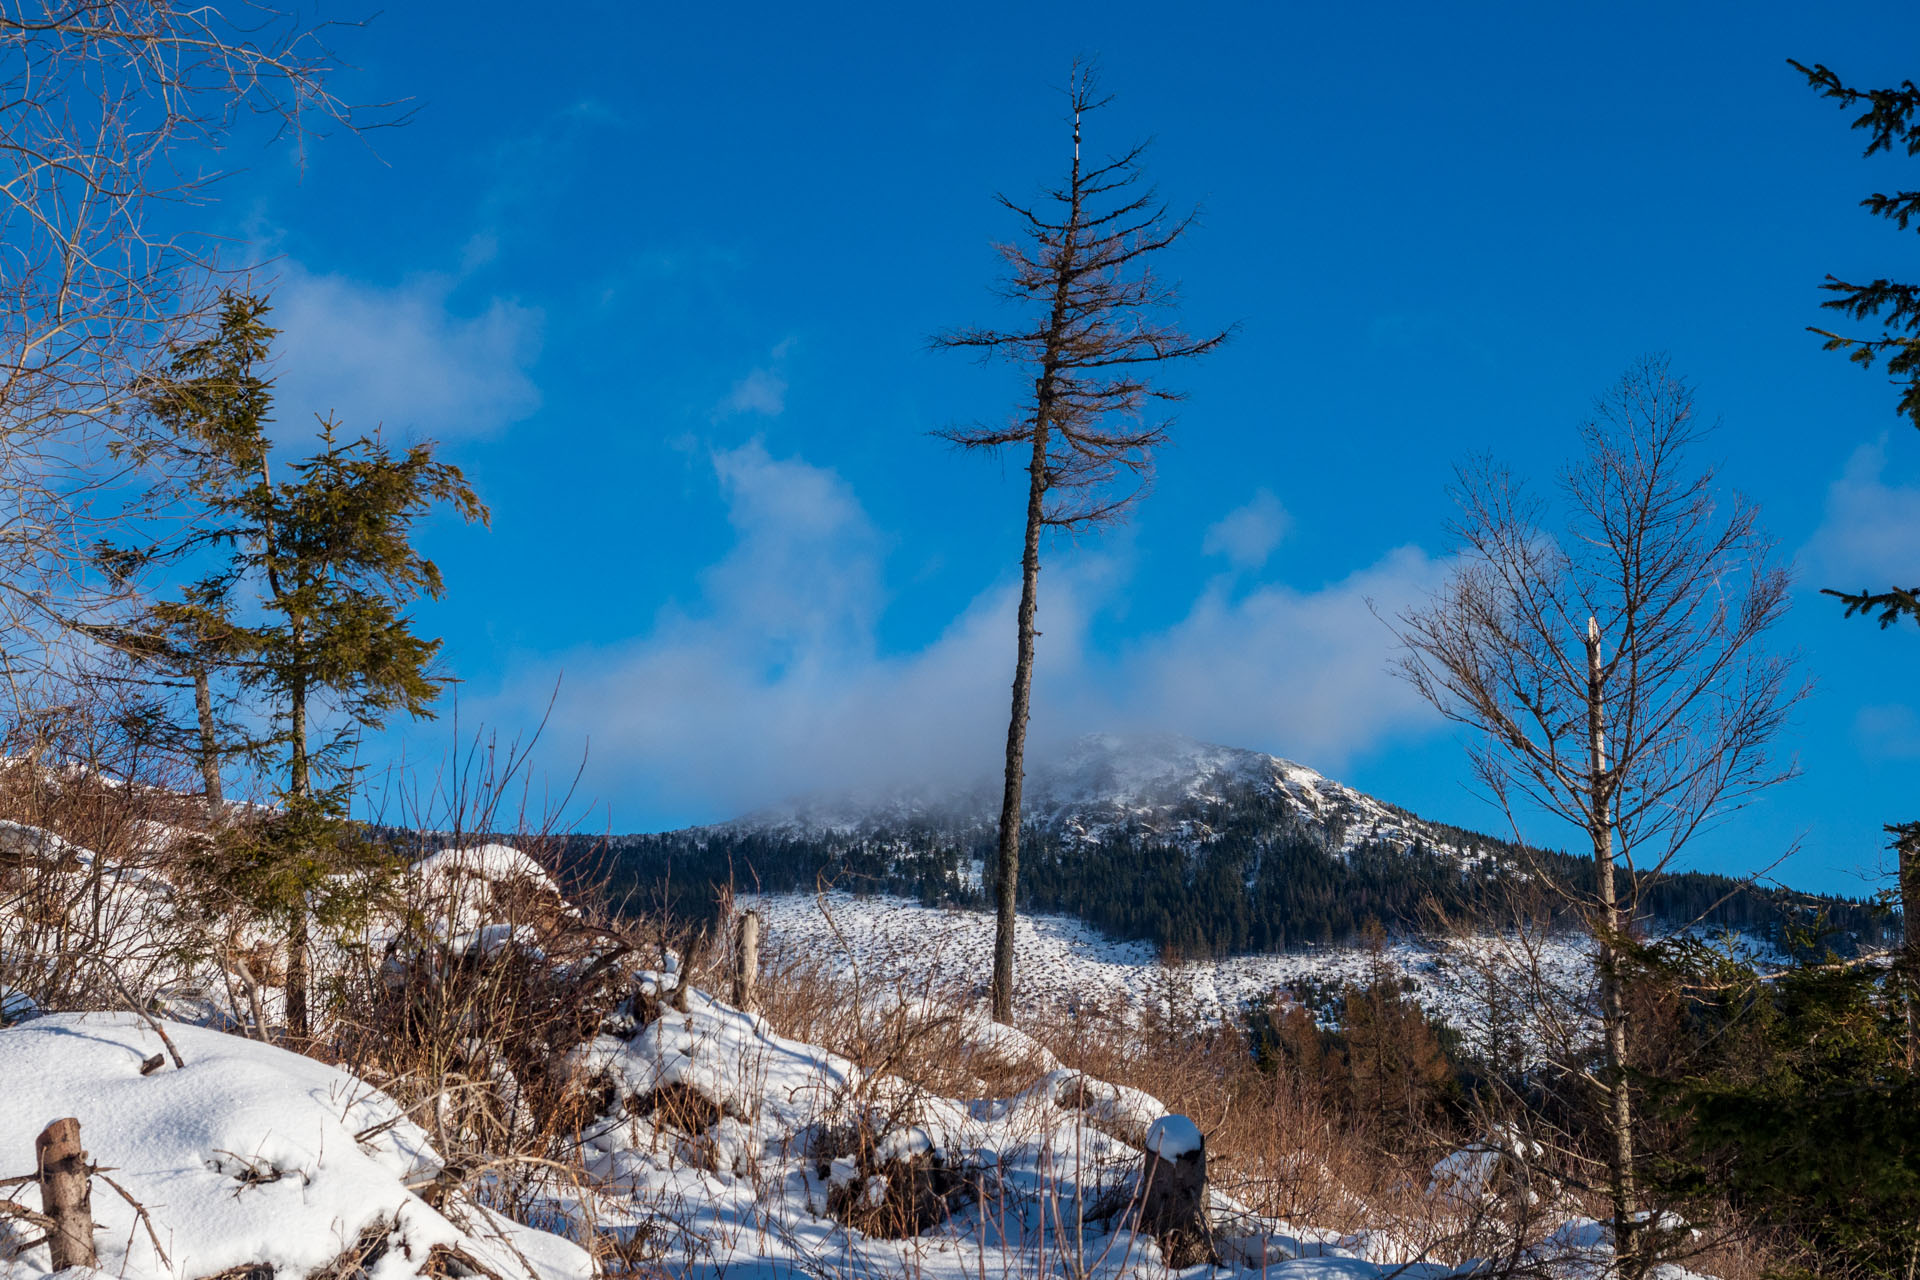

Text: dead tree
xmin=933 ymin=61 xmax=1229 ymax=1023
xmin=1392 ymin=357 xmax=1801 ymax=1268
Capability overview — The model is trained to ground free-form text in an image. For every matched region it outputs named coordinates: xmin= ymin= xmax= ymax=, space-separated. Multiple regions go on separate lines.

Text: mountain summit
xmin=728 ymin=732 xmax=1490 ymax=869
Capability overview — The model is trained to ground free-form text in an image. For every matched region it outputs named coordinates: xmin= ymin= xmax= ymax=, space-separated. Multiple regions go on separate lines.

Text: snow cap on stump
xmin=1146 ymin=1113 xmax=1202 ymax=1160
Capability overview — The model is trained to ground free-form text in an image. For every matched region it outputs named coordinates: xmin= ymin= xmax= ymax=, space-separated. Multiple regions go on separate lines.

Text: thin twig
xmin=105 ymin=973 xmax=185 ymax=1069
xmin=96 ymin=1169 xmax=172 ymax=1269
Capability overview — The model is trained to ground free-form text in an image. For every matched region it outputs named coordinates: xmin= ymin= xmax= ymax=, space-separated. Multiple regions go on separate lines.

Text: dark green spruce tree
xmin=132 ymin=292 xmax=488 ymax=1038
xmin=1652 ymin=935 xmax=1920 ymax=1280
xmin=1794 ymin=59 xmax=1920 ymax=626
xmin=94 ymin=294 xmax=280 ymax=808
xmin=1790 ymin=59 xmax=1920 ymax=1186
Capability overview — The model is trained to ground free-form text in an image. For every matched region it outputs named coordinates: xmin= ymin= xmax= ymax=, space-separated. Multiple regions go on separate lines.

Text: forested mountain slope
xmin=600 ymin=734 xmax=1886 ymax=955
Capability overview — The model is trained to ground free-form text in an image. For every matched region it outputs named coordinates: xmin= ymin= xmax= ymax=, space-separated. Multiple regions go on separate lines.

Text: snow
xmin=1144 ymin=1114 xmax=1201 ymax=1160
xmin=392 ymin=844 xmax=564 ymax=958
xmin=532 ymin=977 xmax=1703 ymax=1278
xmin=570 ymin=978 xmax=861 ymax=1148
xmin=0 ymin=1013 xmax=591 ymax=1280
xmin=410 ymin=843 xmax=557 ymax=894
xmin=0 ymin=782 xmax=1740 ymax=1280
xmin=720 ymin=731 xmax=1504 ymax=868
xmin=746 ymin=890 xmax=1573 ymax=1031
xmin=745 ymin=890 xmax=1782 ymax=1061
xmin=554 ymin=978 xmax=1211 ymax=1275
xmin=0 ymin=989 xmax=36 ymax=1023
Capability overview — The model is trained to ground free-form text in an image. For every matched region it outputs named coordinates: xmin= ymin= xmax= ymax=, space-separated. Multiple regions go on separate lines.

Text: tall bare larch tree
xmin=934 ymin=64 xmax=1228 ymax=1023
xmin=1393 ymin=358 xmax=1801 ymax=1270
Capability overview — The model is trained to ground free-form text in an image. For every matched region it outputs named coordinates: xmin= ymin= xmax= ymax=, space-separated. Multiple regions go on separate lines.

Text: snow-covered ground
xmin=747 ymin=890 xmax=1591 ymax=1030
xmin=0 ymin=1014 xmax=592 ymax=1280
xmin=555 ymin=973 xmax=1683 ymax=1280
xmin=0 ymin=980 xmax=1679 ymax=1280
xmin=748 ymin=891 xmax=1784 ymax=1054
xmin=0 ymin=798 xmax=1736 ymax=1280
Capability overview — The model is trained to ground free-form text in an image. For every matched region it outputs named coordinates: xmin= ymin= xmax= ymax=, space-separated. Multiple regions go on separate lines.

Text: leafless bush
xmin=0 ymin=711 xmax=222 ymax=1015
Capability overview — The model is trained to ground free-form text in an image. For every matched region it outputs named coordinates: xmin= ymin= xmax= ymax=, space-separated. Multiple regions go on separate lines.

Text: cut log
xmin=36 ymin=1116 xmax=96 ymax=1269
xmin=1139 ymin=1114 xmax=1216 ymax=1268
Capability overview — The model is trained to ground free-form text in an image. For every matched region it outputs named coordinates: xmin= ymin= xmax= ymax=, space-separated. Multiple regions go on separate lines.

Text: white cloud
xmin=1202 ymin=489 xmax=1293 ymax=570
xmin=1802 ymin=440 xmax=1920 ymax=588
xmin=482 ymin=446 xmax=1444 ymax=820
xmin=715 ymin=341 xmax=795 ymax=419
xmin=719 ymin=368 xmax=788 ymax=418
xmin=268 ymin=260 xmax=543 ymax=441
xmin=495 ymin=440 xmax=1020 ymax=814
xmin=1855 ymin=703 xmax=1920 ymax=761
xmin=1106 ymin=547 xmax=1448 ymax=770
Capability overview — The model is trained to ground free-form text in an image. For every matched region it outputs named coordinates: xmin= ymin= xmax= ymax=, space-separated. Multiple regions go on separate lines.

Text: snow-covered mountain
xmin=719 ymin=731 xmax=1504 ymax=869
xmin=608 ymin=732 xmax=1868 ymax=965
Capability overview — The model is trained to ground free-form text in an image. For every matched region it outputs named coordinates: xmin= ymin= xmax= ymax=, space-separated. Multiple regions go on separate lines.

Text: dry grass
xmin=737 ymin=922 xmax=1790 ymax=1280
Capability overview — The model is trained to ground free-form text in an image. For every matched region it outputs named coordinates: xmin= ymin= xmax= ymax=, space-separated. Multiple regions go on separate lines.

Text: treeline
xmin=594 ymin=780 xmax=1890 ymax=956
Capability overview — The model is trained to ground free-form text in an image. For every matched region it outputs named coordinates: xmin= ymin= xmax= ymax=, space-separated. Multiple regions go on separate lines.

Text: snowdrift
xmin=0 ymin=1014 xmax=591 ymax=1280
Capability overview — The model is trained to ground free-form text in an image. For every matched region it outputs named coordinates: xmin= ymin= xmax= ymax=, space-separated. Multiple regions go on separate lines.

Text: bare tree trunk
xmin=1587 ymin=618 xmax=1636 ymax=1263
xmin=194 ymin=667 xmax=223 ymax=815
xmin=940 ymin=75 xmax=1223 ymax=1023
xmin=989 ymin=111 xmax=1084 ymax=1027
xmin=286 ymin=678 xmax=310 ymax=1041
xmin=990 ymin=421 xmax=1050 ymax=1024
xmin=36 ymin=1117 xmax=95 ymax=1270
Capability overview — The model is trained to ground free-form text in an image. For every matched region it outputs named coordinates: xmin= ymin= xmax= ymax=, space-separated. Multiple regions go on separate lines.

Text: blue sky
xmin=222 ymin=1 xmax=1920 ymax=896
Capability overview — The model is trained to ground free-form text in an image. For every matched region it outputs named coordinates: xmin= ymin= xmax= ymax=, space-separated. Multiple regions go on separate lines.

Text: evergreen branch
xmin=1820 ymin=585 xmax=1920 ymax=628
xmin=1790 ymin=59 xmax=1920 ymax=157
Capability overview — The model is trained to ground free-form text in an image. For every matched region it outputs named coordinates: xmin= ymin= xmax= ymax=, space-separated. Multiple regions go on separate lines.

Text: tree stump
xmin=732 ymin=910 xmax=760 ymax=1011
xmin=1139 ymin=1115 xmax=1215 ymax=1268
xmin=36 ymin=1117 xmax=96 ymax=1269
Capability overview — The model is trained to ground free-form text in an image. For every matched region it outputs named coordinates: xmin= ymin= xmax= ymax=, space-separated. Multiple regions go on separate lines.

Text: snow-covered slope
xmin=558 ymin=971 xmax=1683 ymax=1279
xmin=726 ymin=731 xmax=1504 ymax=866
xmin=744 ymin=890 xmax=1514 ymax=1027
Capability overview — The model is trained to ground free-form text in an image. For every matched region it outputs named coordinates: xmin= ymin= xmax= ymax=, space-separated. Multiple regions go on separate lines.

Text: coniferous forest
xmin=599 ymin=777 xmax=1889 ymax=957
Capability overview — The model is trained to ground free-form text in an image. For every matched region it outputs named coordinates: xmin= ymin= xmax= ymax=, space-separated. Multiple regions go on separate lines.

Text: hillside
xmin=603 ymin=733 xmax=1886 ymax=956
xmin=0 ymin=782 xmax=1716 ymax=1280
